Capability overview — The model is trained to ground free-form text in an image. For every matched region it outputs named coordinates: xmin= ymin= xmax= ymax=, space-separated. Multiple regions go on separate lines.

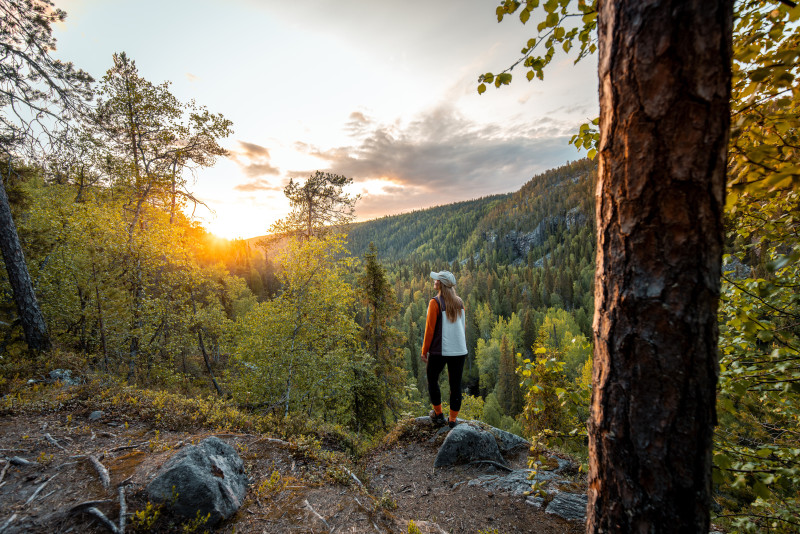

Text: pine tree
xmin=358 ymin=243 xmax=407 ymax=427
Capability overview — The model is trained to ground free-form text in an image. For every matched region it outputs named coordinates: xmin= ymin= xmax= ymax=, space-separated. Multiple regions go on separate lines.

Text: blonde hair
xmin=439 ymin=284 xmax=463 ymax=323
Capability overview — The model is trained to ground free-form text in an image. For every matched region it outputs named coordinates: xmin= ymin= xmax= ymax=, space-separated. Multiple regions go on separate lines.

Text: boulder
xmin=48 ymin=369 xmax=82 ymax=386
xmin=88 ymin=410 xmax=104 ymax=421
xmin=146 ymin=437 xmax=249 ymax=525
xmin=433 ymin=422 xmax=507 ymax=468
xmin=485 ymin=427 xmax=529 ymax=455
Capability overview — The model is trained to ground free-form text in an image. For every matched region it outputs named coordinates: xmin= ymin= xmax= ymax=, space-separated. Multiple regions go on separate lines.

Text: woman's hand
xmin=421 ymin=352 xmax=428 ymax=364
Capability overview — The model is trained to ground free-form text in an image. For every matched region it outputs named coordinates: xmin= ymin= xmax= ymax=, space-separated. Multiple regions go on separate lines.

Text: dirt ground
xmin=0 ymin=410 xmax=584 ymax=533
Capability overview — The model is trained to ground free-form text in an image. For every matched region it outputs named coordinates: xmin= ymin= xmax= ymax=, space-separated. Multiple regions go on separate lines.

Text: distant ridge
xmin=346 ymin=158 xmax=596 ymax=264
xmin=243 ymin=158 xmax=597 ymax=266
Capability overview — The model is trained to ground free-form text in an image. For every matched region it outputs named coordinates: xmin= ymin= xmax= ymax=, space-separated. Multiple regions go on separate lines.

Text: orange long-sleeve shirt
xmin=421 ymin=298 xmax=440 ymax=357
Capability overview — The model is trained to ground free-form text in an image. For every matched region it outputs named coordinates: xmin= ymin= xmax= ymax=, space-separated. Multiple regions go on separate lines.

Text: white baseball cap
xmin=430 ymin=270 xmax=456 ymax=287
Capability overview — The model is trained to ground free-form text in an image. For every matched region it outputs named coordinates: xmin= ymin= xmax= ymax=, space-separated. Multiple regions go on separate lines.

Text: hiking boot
xmin=448 ymin=419 xmax=458 ymax=429
xmin=429 ymin=410 xmax=445 ymax=426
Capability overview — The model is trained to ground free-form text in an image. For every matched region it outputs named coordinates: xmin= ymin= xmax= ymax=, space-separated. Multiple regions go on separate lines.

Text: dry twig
xmin=24 ymin=473 xmax=58 ymax=507
xmin=9 ymin=456 xmax=38 ymax=466
xmin=304 ymin=499 xmax=330 ymax=530
xmin=0 ymin=461 xmax=9 ymax=485
xmin=342 ymin=466 xmax=364 ymax=487
xmin=68 ymin=499 xmax=114 ymax=514
xmin=0 ymin=513 xmax=17 ymax=534
xmin=43 ymin=433 xmax=66 ymax=451
xmin=108 ymin=443 xmax=141 ymax=453
xmin=118 ymin=485 xmax=127 ymax=534
xmin=85 ymin=507 xmax=120 ymax=533
xmin=88 ymin=454 xmax=111 ymax=489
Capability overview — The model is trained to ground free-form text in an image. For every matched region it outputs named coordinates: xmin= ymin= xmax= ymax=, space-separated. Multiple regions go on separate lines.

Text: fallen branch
xmin=342 ymin=466 xmax=364 ymax=487
xmin=9 ymin=456 xmax=38 ymax=466
xmin=43 ymin=433 xmax=66 ymax=451
xmin=118 ymin=485 xmax=127 ymax=534
xmin=68 ymin=500 xmax=114 ymax=514
xmin=304 ymin=499 xmax=330 ymax=530
xmin=467 ymin=460 xmax=513 ymax=472
xmin=55 ymin=460 xmax=79 ymax=471
xmin=0 ymin=513 xmax=17 ymax=534
xmin=0 ymin=461 xmax=9 ymax=485
xmin=108 ymin=443 xmax=141 ymax=453
xmin=24 ymin=473 xmax=58 ymax=507
xmin=85 ymin=507 xmax=120 ymax=534
xmin=88 ymin=455 xmax=111 ymax=489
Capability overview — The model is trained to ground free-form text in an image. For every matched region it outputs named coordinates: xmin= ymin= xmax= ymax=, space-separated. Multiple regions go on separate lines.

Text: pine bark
xmin=0 ymin=178 xmax=50 ymax=351
xmin=589 ymin=1 xmax=732 ymax=531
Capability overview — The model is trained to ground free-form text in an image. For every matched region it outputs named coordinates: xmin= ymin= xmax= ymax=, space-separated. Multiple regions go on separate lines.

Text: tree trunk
xmin=0 ymin=177 xmax=50 ymax=352
xmin=588 ymin=1 xmax=732 ymax=532
xmin=92 ymin=263 xmax=109 ymax=372
xmin=189 ymin=289 xmax=222 ymax=396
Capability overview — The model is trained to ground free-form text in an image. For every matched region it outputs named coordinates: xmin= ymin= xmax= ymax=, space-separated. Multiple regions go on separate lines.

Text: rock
xmin=526 ymin=495 xmax=546 ymax=509
xmin=545 ymin=492 xmax=587 ymax=522
xmin=433 ymin=422 xmax=507 ymax=468
xmin=485 ymin=427 xmax=529 ymax=455
xmin=532 ymin=252 xmax=552 ymax=269
xmin=48 ymin=369 xmax=82 ymax=386
xmin=723 ymin=255 xmax=751 ymax=281
xmin=565 ymin=207 xmax=587 ymax=230
xmin=467 ymin=467 xmax=562 ymax=496
xmin=146 ymin=437 xmax=249 ymax=525
xmin=88 ymin=410 xmax=104 ymax=421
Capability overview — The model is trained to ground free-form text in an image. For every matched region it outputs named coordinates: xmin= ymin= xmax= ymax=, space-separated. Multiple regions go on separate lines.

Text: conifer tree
xmin=358 ymin=242 xmax=406 ymax=426
xmin=269 ymin=171 xmax=359 ymax=240
xmin=496 ymin=335 xmax=522 ymax=416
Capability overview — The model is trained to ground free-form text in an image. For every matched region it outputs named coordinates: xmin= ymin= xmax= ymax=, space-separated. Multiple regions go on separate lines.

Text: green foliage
xmin=715 ymin=187 xmax=800 ymax=532
xmin=130 ymin=501 xmax=162 ymax=532
xmin=181 ymin=510 xmax=211 ymax=533
xmin=357 ymin=243 xmax=408 ymax=430
xmin=269 ymin=171 xmax=359 ymax=240
xmin=727 ymin=1 xmax=800 ymax=201
xmin=459 ymin=393 xmax=485 ymax=421
xmin=227 ymin=234 xmax=361 ymax=424
xmin=496 ymin=338 xmax=523 ymax=416
xmin=476 ymin=337 xmax=502 ymax=395
xmin=518 ymin=326 xmax=590 ymax=460
xmin=479 ymin=0 xmax=597 ymax=92
xmin=481 ymin=391 xmax=503 ymax=428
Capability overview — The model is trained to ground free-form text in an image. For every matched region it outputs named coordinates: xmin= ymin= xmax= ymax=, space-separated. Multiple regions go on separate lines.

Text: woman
xmin=421 ymin=270 xmax=468 ymax=428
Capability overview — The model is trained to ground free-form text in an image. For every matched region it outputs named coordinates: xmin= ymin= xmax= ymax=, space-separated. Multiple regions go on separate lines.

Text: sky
xmin=53 ymin=0 xmax=597 ymax=239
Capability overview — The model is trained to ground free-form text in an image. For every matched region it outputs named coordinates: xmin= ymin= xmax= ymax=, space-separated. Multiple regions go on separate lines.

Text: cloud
xmin=344 ymin=111 xmax=373 ymax=137
xmin=185 ymin=73 xmax=200 ymax=82
xmin=237 ymin=141 xmax=271 ymax=158
xmin=290 ymin=104 xmax=580 ymax=218
xmin=230 ymin=140 xmax=280 ymax=178
xmin=233 ymin=178 xmax=285 ymax=192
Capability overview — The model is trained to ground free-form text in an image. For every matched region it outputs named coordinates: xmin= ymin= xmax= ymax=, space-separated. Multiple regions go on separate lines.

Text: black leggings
xmin=426 ymin=354 xmax=466 ymax=412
